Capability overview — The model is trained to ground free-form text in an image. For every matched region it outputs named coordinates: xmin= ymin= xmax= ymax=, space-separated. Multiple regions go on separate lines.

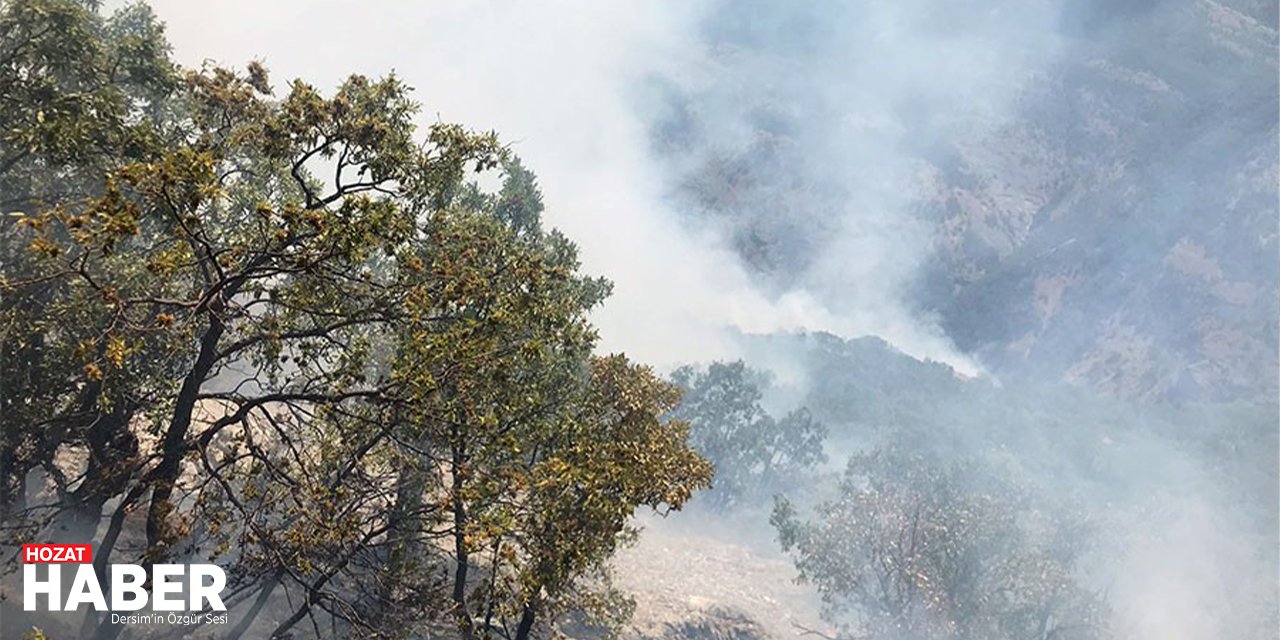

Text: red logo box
xmin=22 ymin=544 xmax=92 ymax=564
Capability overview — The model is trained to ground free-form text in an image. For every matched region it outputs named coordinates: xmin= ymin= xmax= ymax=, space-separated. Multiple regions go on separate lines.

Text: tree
xmin=385 ymin=160 xmax=710 ymax=640
xmin=1 ymin=2 xmax=713 ymax=638
xmin=772 ymin=450 xmax=1110 ymax=640
xmin=0 ymin=0 xmax=176 ymax=528
xmin=671 ymin=360 xmax=826 ymax=509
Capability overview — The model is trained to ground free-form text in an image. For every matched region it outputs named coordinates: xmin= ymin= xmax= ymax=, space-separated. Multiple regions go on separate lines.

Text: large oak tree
xmin=0 ymin=2 xmax=712 ymax=638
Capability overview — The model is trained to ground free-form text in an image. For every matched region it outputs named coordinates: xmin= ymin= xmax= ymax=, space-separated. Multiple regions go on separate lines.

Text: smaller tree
xmin=772 ymin=450 xmax=1110 ymax=640
xmin=671 ymin=360 xmax=826 ymax=509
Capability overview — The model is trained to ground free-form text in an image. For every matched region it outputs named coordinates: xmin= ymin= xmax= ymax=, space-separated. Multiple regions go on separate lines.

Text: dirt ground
xmin=611 ymin=511 xmax=833 ymax=640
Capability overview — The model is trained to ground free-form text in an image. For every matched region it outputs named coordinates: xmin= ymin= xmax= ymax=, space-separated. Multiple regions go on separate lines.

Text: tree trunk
xmin=64 ymin=406 xmax=137 ymax=540
xmin=451 ymin=428 xmax=475 ymax=640
xmin=145 ymin=315 xmax=224 ymax=552
xmin=382 ymin=454 xmax=425 ymax=613
xmin=0 ymin=442 xmax=22 ymax=519
xmin=514 ymin=602 xmax=538 ymax=640
xmin=224 ymin=569 xmax=282 ymax=640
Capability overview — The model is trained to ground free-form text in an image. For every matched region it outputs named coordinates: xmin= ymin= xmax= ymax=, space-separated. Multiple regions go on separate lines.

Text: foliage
xmin=0 ymin=2 xmax=712 ymax=638
xmin=0 ymin=0 xmax=177 ymax=528
xmin=772 ymin=450 xmax=1110 ymax=640
xmin=671 ymin=360 xmax=826 ymax=509
xmin=0 ymin=0 xmax=174 ymax=197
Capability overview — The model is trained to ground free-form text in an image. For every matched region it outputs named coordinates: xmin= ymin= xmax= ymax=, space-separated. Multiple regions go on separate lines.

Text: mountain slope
xmin=651 ymin=0 xmax=1278 ymax=402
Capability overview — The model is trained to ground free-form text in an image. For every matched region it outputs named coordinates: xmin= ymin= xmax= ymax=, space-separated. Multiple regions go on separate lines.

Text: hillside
xmin=651 ymin=0 xmax=1278 ymax=403
xmin=921 ymin=0 xmax=1278 ymax=402
xmin=633 ymin=331 xmax=1279 ymax=638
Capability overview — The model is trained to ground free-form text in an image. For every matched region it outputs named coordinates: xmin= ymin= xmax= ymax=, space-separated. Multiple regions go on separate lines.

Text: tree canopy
xmin=772 ymin=450 xmax=1110 ymax=640
xmin=0 ymin=2 xmax=711 ymax=638
xmin=671 ymin=360 xmax=825 ymax=509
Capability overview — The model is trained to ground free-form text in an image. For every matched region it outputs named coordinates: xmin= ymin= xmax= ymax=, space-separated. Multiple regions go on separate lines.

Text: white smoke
xmin=124 ymin=2 xmax=1279 ymax=637
xmin=141 ymin=0 xmax=1011 ymax=374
